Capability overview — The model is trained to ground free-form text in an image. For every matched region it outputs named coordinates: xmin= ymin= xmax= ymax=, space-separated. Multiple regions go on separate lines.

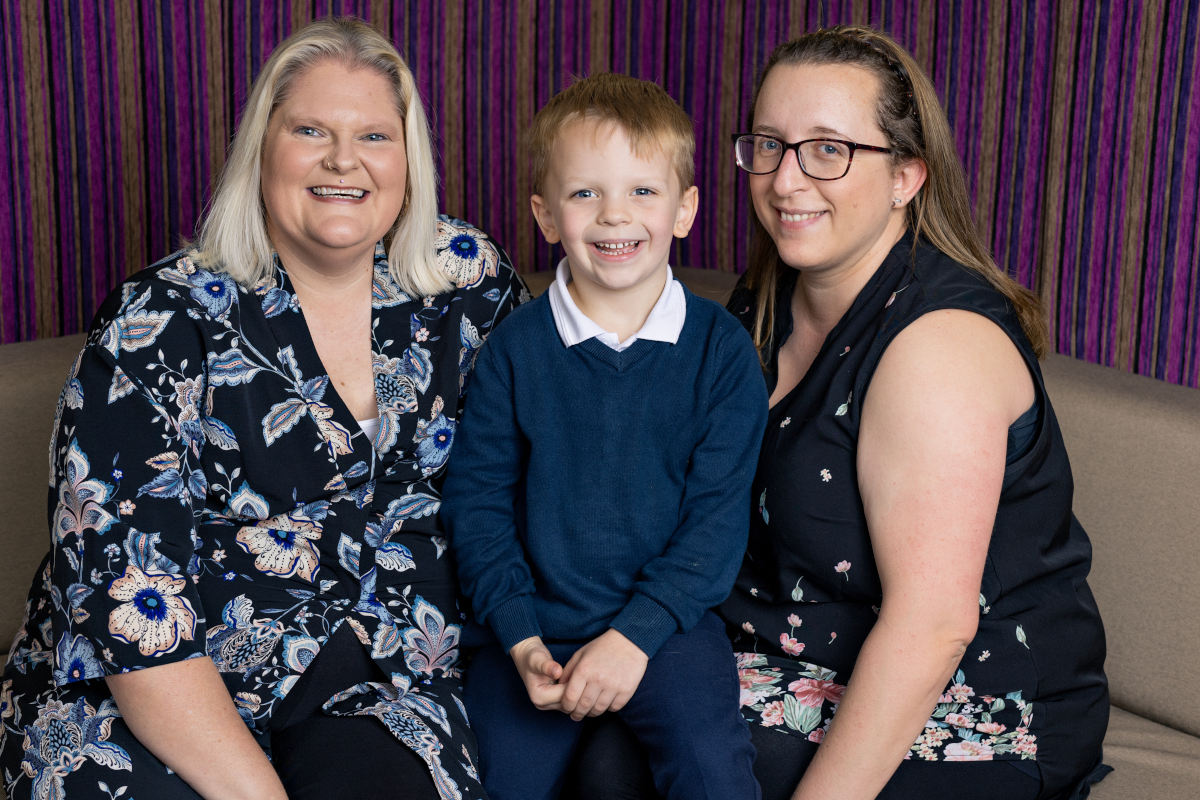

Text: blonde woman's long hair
xmin=191 ymin=17 xmax=450 ymax=296
xmin=744 ymin=26 xmax=1049 ymax=359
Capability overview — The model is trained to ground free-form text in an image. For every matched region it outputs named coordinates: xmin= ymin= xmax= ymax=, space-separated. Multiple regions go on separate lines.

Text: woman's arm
xmin=106 ymin=657 xmax=288 ymax=799
xmin=790 ymin=309 xmax=1034 ymax=800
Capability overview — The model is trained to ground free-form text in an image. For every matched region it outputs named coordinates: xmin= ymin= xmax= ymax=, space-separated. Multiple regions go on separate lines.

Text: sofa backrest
xmin=1042 ymin=354 xmax=1200 ymax=737
xmin=0 ymin=334 xmax=85 ymax=654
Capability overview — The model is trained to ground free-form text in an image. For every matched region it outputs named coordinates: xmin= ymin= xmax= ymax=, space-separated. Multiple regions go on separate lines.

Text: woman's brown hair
xmin=743 ymin=25 xmax=1049 ymax=359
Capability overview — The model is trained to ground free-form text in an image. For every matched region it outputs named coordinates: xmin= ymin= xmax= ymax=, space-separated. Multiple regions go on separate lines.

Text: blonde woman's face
xmin=749 ymin=62 xmax=908 ymax=280
xmin=261 ymin=60 xmax=407 ymax=272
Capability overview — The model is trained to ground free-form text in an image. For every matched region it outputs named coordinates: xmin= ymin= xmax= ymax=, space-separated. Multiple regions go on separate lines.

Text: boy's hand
xmin=509 ymin=636 xmax=566 ymax=711
xmin=558 ymin=629 xmax=649 ymax=721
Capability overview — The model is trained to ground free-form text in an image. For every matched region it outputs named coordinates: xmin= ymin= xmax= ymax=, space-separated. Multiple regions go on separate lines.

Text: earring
xmin=891 ymin=197 xmax=903 ymax=208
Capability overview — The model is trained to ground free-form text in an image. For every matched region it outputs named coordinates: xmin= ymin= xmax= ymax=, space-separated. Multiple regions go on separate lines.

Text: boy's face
xmin=531 ymin=119 xmax=698 ymax=304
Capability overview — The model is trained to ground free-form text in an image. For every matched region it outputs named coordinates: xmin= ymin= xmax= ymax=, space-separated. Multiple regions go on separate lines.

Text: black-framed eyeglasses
xmin=731 ymin=133 xmax=892 ymax=180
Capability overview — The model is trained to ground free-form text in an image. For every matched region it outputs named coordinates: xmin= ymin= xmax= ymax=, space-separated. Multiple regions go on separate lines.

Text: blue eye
xmin=759 ymin=138 xmax=781 ymax=153
xmin=810 ymin=140 xmax=850 ymax=161
xmin=633 ymin=187 xmax=655 ymax=196
xmin=363 ymin=132 xmax=390 ymax=142
xmin=295 ymin=126 xmax=321 ymax=137
xmin=570 ymin=189 xmax=596 ymax=199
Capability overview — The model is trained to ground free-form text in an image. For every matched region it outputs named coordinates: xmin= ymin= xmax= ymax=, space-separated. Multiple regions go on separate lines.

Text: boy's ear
xmin=530 ymin=194 xmax=561 ymax=244
xmin=672 ymin=185 xmax=700 ymax=239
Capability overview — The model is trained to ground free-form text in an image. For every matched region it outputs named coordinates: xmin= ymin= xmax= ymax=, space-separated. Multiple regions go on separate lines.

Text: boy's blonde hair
xmin=528 ymin=73 xmax=695 ymax=193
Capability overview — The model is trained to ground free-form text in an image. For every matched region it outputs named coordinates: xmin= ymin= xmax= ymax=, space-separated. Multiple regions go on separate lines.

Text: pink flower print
xmin=944 ymin=741 xmax=995 ymax=761
xmin=839 ymin=346 xmax=851 ymax=357
xmin=734 ymin=652 xmax=759 ymax=669
xmin=819 ymin=468 xmax=832 ymax=483
xmin=739 ymin=688 xmax=759 ymax=708
xmin=787 ymin=614 xmax=802 ymax=628
xmin=807 ymin=727 xmax=826 ymax=743
xmin=975 ymin=721 xmax=1006 ymax=735
xmin=779 ymin=633 xmax=805 ymax=656
xmin=118 ymin=500 xmax=135 ymax=516
xmin=940 ymin=683 xmax=975 ymax=703
xmin=414 ymin=327 xmax=430 ymax=342
xmin=834 ymin=560 xmax=851 ymax=579
xmin=788 ymin=678 xmax=846 ymax=708
xmin=780 ymin=416 xmax=791 ymax=428
xmin=978 ymin=650 xmax=991 ymax=662
xmin=828 ymin=632 xmax=838 ymax=645
xmin=1014 ymin=732 xmax=1038 ymax=756
xmin=741 ymin=621 xmax=755 ymax=635
xmin=760 ymin=701 xmax=785 ymax=727
xmin=739 ymin=669 xmax=777 ymax=691
xmin=944 ymin=713 xmax=973 ymax=728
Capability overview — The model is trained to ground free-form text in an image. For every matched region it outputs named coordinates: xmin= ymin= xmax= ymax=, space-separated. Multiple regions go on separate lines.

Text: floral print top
xmin=720 ymin=235 xmax=1108 ymax=795
xmin=0 ymin=216 xmax=527 ymax=800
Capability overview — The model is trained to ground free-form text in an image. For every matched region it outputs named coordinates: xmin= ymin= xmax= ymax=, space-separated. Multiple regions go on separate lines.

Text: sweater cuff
xmin=488 ymin=596 xmax=543 ymax=653
xmin=610 ymin=594 xmax=678 ymax=658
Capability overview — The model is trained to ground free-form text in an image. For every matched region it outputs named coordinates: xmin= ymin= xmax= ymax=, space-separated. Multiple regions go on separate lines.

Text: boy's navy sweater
xmin=443 ymin=288 xmax=767 ymax=657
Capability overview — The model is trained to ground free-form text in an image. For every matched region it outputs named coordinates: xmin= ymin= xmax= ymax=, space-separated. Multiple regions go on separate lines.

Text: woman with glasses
xmin=575 ymin=25 xmax=1109 ymax=800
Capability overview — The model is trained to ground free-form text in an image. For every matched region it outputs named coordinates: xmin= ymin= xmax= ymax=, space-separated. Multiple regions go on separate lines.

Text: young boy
xmin=442 ymin=73 xmax=766 ymax=800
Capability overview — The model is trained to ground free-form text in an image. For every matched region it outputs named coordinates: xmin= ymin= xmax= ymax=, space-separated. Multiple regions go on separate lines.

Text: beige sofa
xmin=2 ymin=269 xmax=1197 ymax=798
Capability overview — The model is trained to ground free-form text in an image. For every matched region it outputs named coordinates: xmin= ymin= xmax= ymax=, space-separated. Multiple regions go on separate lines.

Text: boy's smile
xmin=531 ymin=118 xmax=698 ymax=329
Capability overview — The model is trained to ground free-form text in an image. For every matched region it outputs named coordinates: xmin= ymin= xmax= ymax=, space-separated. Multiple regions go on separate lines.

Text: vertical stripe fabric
xmin=1 ymin=1 xmax=1197 ymax=387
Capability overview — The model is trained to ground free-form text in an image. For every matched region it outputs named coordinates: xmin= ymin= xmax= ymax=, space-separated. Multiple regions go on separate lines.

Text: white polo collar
xmin=546 ymin=258 xmax=687 ymax=352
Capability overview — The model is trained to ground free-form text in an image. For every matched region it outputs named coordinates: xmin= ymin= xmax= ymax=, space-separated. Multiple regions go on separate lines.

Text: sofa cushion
xmin=0 ymin=334 xmax=85 ymax=658
xmin=1090 ymin=706 xmax=1200 ymax=799
xmin=1042 ymin=354 xmax=1200 ymax=738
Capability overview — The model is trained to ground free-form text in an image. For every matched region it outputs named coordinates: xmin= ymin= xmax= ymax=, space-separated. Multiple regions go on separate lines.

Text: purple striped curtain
xmin=2 ymin=1 xmax=1197 ymax=386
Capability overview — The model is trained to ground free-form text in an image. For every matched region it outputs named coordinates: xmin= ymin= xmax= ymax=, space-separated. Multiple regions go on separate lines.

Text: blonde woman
xmin=0 ymin=18 xmax=524 ymax=800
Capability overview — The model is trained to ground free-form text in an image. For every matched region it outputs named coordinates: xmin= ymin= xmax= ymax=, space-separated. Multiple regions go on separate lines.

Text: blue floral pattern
xmin=1 ymin=216 xmax=527 ymax=799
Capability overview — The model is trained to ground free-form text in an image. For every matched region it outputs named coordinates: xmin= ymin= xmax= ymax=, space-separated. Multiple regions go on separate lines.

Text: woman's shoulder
xmin=84 ymin=250 xmax=244 ymax=365
xmin=904 ymin=240 xmax=1011 ymax=316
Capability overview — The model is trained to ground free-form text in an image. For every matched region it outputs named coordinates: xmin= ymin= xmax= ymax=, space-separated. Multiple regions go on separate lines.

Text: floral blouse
xmin=0 ymin=216 xmax=528 ymax=800
xmin=720 ymin=236 xmax=1108 ymax=795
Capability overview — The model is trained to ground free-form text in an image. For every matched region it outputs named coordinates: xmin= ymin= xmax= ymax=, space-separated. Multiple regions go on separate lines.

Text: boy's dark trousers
xmin=463 ymin=611 xmax=761 ymax=800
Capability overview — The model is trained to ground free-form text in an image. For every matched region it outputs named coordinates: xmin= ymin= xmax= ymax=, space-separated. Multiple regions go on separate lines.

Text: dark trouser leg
xmin=462 ymin=642 xmax=585 ymax=800
xmin=269 ymin=624 xmax=440 ymax=800
xmin=566 ymin=715 xmax=659 ymax=800
xmin=271 ymin=712 xmax=436 ymax=800
xmin=616 ymin=612 xmax=760 ymax=800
